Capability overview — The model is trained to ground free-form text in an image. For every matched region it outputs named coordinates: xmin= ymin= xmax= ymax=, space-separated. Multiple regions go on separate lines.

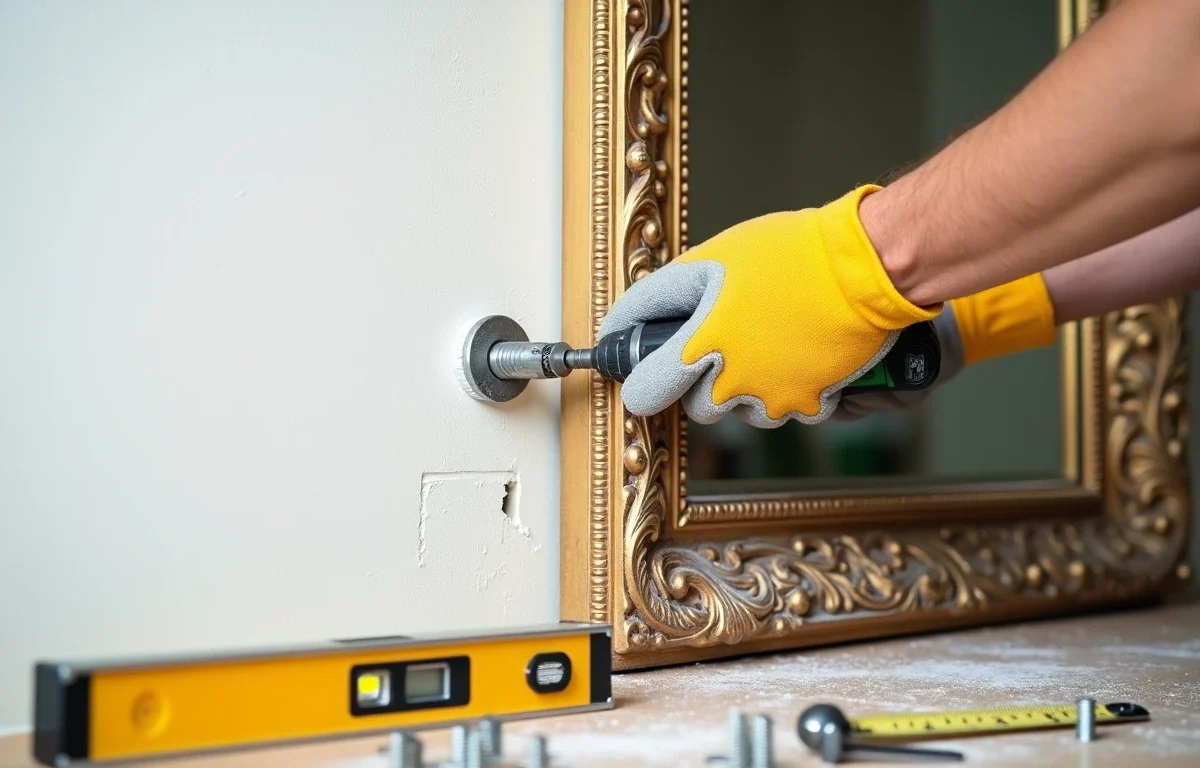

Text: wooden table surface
xmin=5 ymin=600 xmax=1200 ymax=767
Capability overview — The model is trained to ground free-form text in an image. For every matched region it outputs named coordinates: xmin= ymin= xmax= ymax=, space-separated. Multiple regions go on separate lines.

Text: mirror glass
xmin=687 ymin=0 xmax=1065 ymax=493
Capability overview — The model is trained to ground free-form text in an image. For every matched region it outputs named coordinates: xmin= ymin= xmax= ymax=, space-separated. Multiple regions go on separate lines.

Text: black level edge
xmin=589 ymin=630 xmax=613 ymax=704
xmin=34 ymin=663 xmax=91 ymax=766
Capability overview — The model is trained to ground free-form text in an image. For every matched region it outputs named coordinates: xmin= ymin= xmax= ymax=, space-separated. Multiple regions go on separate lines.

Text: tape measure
xmin=34 ymin=622 xmax=612 ymax=766
xmin=848 ymin=701 xmax=1150 ymax=739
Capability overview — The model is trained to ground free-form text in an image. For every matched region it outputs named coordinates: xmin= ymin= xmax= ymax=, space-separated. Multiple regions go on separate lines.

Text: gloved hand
xmin=598 ymin=185 xmax=941 ymax=427
xmin=834 ymin=272 xmax=1058 ymax=421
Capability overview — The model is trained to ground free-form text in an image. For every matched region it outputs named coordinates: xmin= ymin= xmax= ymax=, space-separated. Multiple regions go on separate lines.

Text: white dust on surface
xmin=326 ymin=605 xmax=1200 ymax=766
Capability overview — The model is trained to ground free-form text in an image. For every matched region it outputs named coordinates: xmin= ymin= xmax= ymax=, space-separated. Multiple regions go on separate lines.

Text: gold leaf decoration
xmin=623 ymin=0 xmax=671 ymax=286
xmin=585 ymin=0 xmax=615 ymax=625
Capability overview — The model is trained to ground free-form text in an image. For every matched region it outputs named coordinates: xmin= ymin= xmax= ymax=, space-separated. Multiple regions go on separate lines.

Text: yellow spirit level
xmin=34 ymin=622 xmax=612 ymax=766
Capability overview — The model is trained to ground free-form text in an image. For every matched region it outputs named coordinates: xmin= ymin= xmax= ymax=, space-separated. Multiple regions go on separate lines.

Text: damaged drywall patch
xmin=418 ymin=471 xmax=524 ymax=566
xmin=419 ymin=471 xmax=529 ymax=551
xmin=416 ymin=471 xmax=540 ymax=626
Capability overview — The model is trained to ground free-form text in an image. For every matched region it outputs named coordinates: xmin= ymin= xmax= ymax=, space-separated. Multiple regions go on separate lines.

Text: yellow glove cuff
xmin=952 ymin=272 xmax=1057 ymax=366
xmin=822 ymin=185 xmax=944 ymax=329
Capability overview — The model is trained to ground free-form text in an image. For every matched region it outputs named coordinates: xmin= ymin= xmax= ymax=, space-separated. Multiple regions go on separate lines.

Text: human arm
xmin=837 ymin=207 xmax=1200 ymax=419
xmin=1045 ymin=206 xmax=1200 ymax=323
xmin=861 ymin=0 xmax=1200 ymax=307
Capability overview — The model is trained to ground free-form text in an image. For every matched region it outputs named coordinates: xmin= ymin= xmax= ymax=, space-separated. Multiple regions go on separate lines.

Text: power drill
xmin=459 ymin=315 xmax=940 ymax=403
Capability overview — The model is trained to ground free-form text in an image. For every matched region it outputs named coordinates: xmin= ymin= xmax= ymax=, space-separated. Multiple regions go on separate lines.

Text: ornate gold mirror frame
xmin=561 ymin=0 xmax=1190 ymax=670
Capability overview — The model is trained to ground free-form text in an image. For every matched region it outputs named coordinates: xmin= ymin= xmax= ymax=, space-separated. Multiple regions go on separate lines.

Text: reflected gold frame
xmin=561 ymin=0 xmax=1191 ymax=670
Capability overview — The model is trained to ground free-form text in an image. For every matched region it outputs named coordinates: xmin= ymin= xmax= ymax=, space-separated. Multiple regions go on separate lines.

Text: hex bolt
xmin=524 ymin=734 xmax=549 ymax=768
xmin=386 ymin=732 xmax=422 ymax=768
xmin=465 ymin=729 xmax=484 ymax=768
xmin=451 ymin=725 xmax=469 ymax=767
xmin=1077 ymin=698 xmax=1096 ymax=742
xmin=729 ymin=710 xmax=751 ymax=768
xmin=751 ymin=714 xmax=773 ymax=768
xmin=479 ymin=718 xmax=502 ymax=761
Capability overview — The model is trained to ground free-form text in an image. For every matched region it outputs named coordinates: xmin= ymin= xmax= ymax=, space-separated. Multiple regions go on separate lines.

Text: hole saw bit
xmin=457 ymin=315 xmax=941 ymax=403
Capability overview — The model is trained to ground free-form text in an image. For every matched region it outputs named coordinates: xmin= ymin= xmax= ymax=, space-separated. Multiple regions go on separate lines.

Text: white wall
xmin=0 ymin=0 xmax=563 ymax=729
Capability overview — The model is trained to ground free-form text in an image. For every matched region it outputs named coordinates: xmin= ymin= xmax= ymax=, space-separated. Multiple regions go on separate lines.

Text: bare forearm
xmin=860 ymin=0 xmax=1200 ymax=307
xmin=1044 ymin=206 xmax=1200 ymax=323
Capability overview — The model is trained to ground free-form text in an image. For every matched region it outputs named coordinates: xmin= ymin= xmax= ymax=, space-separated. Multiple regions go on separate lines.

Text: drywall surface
xmin=0 ymin=0 xmax=563 ymax=728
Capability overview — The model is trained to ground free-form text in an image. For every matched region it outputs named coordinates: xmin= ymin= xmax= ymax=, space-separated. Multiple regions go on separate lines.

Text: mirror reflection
xmin=687 ymin=0 xmax=1064 ymax=493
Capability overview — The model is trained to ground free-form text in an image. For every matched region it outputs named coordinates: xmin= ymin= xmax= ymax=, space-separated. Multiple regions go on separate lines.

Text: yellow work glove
xmin=835 ymin=272 xmax=1058 ymax=420
xmin=598 ymin=185 xmax=940 ymax=427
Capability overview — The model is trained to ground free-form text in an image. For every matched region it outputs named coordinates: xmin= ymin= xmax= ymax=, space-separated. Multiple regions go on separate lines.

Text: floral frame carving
xmin=560 ymin=0 xmax=1190 ymax=670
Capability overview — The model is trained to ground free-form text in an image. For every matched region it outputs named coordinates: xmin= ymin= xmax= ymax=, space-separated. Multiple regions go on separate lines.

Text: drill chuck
xmin=578 ymin=319 xmax=686 ymax=382
xmin=563 ymin=349 xmax=592 ymax=370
